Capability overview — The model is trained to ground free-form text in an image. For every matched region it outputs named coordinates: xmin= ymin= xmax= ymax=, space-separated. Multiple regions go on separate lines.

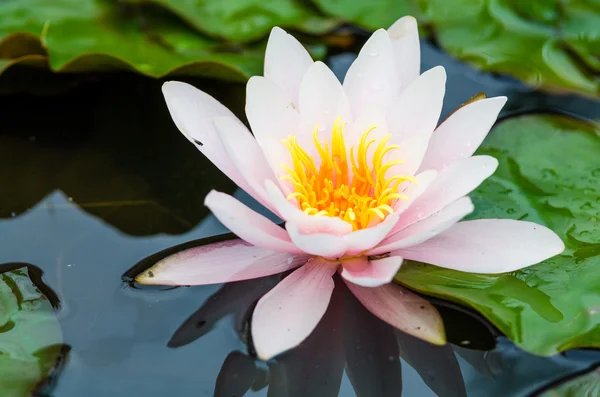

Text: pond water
xmin=1 ymin=37 xmax=599 ymax=397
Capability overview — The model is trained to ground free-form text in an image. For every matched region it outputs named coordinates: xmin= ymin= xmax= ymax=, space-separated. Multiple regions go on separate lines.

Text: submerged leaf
xmin=0 ymin=266 xmax=64 ymax=397
xmin=396 ymin=114 xmax=600 ymax=355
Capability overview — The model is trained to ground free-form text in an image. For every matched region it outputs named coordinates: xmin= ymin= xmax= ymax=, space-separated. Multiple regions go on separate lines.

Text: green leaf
xmin=0 ymin=0 xmax=327 ymax=81
xmin=427 ymin=0 xmax=600 ymax=97
xmin=127 ymin=0 xmax=339 ymax=42
xmin=310 ymin=0 xmax=599 ymax=97
xmin=0 ymin=267 xmax=63 ymax=397
xmin=310 ymin=0 xmax=422 ymax=31
xmin=396 ymin=114 xmax=600 ymax=355
xmin=539 ymin=367 xmax=600 ymax=397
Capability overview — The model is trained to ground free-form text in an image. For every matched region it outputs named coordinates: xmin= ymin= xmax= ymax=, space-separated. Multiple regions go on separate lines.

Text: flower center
xmin=281 ymin=117 xmax=416 ymax=231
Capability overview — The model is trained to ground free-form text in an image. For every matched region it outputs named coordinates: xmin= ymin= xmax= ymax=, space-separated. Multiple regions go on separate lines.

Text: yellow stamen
xmin=281 ymin=117 xmax=415 ymax=230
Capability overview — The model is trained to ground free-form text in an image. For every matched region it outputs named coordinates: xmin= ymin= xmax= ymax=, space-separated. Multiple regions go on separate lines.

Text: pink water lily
xmin=137 ymin=16 xmax=565 ymax=360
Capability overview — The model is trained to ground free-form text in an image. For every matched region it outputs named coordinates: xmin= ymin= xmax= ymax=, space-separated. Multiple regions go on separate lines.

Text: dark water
xmin=1 ymin=37 xmax=600 ymax=397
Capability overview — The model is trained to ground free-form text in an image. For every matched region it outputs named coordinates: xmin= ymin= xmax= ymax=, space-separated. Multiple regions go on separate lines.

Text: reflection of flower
xmin=171 ymin=276 xmax=468 ymax=397
xmin=138 ymin=16 xmax=564 ymax=359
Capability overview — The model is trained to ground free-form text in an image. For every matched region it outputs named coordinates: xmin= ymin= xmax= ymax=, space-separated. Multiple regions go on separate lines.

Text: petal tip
xmin=135 ymin=268 xmax=159 ymax=285
xmin=388 ymin=15 xmax=418 ymax=39
xmin=429 ymin=65 xmax=447 ymax=82
xmin=161 ymin=80 xmax=190 ymax=97
xmin=269 ymin=26 xmax=287 ymax=37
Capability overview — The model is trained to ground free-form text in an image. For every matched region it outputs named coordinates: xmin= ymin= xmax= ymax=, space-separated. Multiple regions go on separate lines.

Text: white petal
xmin=371 ymin=197 xmax=474 ymax=255
xmin=286 ymin=222 xmax=349 ymax=258
xmin=252 ymin=258 xmax=337 ymax=360
xmin=420 ymin=97 xmax=507 ymax=171
xmin=343 ymin=214 xmax=400 ymax=256
xmin=340 ymin=255 xmax=403 ymax=287
xmin=394 ymin=170 xmax=438 ymax=213
xmin=205 ymin=190 xmax=301 ymax=253
xmin=387 ymin=66 xmax=446 ymax=142
xmin=388 ymin=16 xmax=420 ymax=90
xmin=395 ymin=155 xmax=498 ymax=231
xmin=136 ymin=239 xmax=309 ymax=285
xmin=246 ymin=76 xmax=303 ymax=159
xmin=347 ymin=105 xmax=389 ymax=148
xmin=387 ymin=128 xmax=433 ymax=178
xmin=299 ymin=61 xmax=353 ymax=131
xmin=213 ymin=117 xmax=279 ymax=212
xmin=264 ymin=27 xmax=314 ymax=103
xmin=344 ymin=29 xmax=398 ymax=116
xmin=397 ymin=219 xmax=565 ymax=273
xmin=162 ymin=81 xmax=250 ymax=192
xmin=265 ymin=180 xmax=353 ymax=235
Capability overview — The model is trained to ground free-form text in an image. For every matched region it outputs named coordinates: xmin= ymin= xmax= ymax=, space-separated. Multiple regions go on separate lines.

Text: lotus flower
xmin=137 ymin=16 xmax=564 ymax=359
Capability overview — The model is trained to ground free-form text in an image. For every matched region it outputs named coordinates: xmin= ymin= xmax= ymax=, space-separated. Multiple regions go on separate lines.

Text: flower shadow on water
xmin=168 ymin=275 xmax=469 ymax=397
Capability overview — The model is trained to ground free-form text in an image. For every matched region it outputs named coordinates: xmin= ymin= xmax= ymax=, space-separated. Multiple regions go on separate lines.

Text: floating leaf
xmin=127 ymin=0 xmax=339 ymax=42
xmin=310 ymin=0 xmax=599 ymax=97
xmin=539 ymin=367 xmax=600 ymax=397
xmin=425 ymin=0 xmax=600 ymax=97
xmin=396 ymin=114 xmax=600 ymax=355
xmin=0 ymin=0 xmax=324 ymax=81
xmin=0 ymin=266 xmax=64 ymax=397
xmin=310 ymin=0 xmax=422 ymax=31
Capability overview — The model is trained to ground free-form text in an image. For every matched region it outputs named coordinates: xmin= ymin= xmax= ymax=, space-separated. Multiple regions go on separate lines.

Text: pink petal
xmin=394 ymin=170 xmax=438 ymax=214
xmin=286 ymin=222 xmax=349 ymax=258
xmin=388 ymin=16 xmax=420 ymax=90
xmin=205 ymin=190 xmax=301 ymax=253
xmin=344 ymin=280 xmax=446 ymax=344
xmin=162 ymin=82 xmax=251 ymax=192
xmin=395 ymin=155 xmax=498 ymax=231
xmin=343 ymin=29 xmax=398 ymax=116
xmin=371 ymin=197 xmax=474 ymax=255
xmin=298 ymin=61 xmax=353 ymax=132
xmin=136 ymin=239 xmax=309 ymax=285
xmin=252 ymin=258 xmax=338 ymax=359
xmin=340 ymin=255 xmax=403 ymax=287
xmin=213 ymin=117 xmax=279 ymax=212
xmin=245 ymin=76 xmax=309 ymax=193
xmin=420 ymin=97 xmax=507 ymax=171
xmin=267 ymin=277 xmax=345 ymax=395
xmin=264 ymin=27 xmax=313 ymax=103
xmin=343 ymin=214 xmax=400 ymax=256
xmin=397 ymin=219 xmax=565 ymax=273
xmin=265 ymin=180 xmax=353 ymax=235
xmin=387 ymin=66 xmax=446 ymax=142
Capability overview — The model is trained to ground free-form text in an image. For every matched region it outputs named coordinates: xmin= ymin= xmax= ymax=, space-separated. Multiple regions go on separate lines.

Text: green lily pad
xmin=0 ymin=266 xmax=63 ymax=397
xmin=309 ymin=0 xmax=422 ymax=31
xmin=425 ymin=0 xmax=600 ymax=97
xmin=310 ymin=0 xmax=599 ymax=97
xmin=539 ymin=367 xmax=600 ymax=397
xmin=396 ymin=114 xmax=600 ymax=355
xmin=0 ymin=0 xmax=327 ymax=81
xmin=127 ymin=0 xmax=339 ymax=42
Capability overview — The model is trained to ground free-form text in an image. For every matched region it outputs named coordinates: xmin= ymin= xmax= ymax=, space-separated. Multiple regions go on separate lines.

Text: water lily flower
xmin=137 ymin=16 xmax=564 ymax=360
